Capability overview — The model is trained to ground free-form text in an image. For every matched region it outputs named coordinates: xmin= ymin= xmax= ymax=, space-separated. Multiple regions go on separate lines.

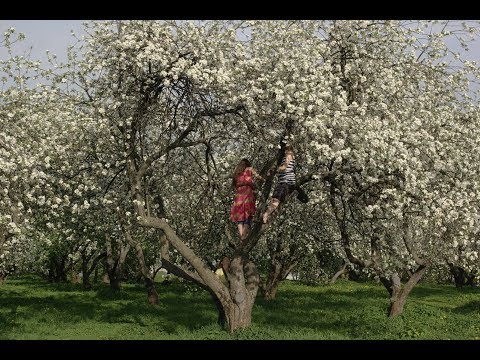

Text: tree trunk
xmin=137 ymin=213 xmax=262 ymax=332
xmin=264 ymin=261 xmax=283 ymax=301
xmin=105 ymin=234 xmax=130 ymax=291
xmin=82 ymin=273 xmax=92 ymax=290
xmin=383 ymin=265 xmax=428 ymax=317
xmin=387 ymin=273 xmax=404 ymax=316
xmin=223 ymin=300 xmax=254 ymax=331
xmin=447 ymin=262 xmax=476 ymax=288
xmin=264 ymin=278 xmax=281 ymax=301
xmin=81 ymin=252 xmax=105 ymax=290
xmin=81 ymin=255 xmax=92 ymax=290
xmin=389 ymin=294 xmax=408 ymax=317
xmin=145 ymin=277 xmax=159 ymax=305
xmin=120 ymin=219 xmax=159 ymax=305
xmin=48 ymin=256 xmax=68 ymax=283
xmin=109 ymin=274 xmax=122 ymax=291
xmin=263 ymin=240 xmax=299 ymax=301
xmin=221 ymin=257 xmax=258 ymax=332
xmin=93 ymin=266 xmax=99 ymax=284
xmin=330 ymin=262 xmax=347 ymax=285
xmin=106 ymin=264 xmax=122 ymax=291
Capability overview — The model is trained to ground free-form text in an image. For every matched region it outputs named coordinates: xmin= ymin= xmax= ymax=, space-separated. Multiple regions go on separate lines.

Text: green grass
xmin=0 ymin=276 xmax=479 ymax=339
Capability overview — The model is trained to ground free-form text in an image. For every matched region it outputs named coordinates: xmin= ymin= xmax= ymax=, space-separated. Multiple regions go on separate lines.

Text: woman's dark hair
xmin=232 ymin=158 xmax=251 ymax=188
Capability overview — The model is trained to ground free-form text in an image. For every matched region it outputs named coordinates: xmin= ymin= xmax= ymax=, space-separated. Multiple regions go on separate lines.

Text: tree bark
xmin=105 ymin=234 xmax=130 ymax=291
xmin=118 ymin=210 xmax=159 ymax=305
xmin=93 ymin=266 xmax=99 ymax=284
xmin=447 ymin=262 xmax=476 ymax=288
xmin=264 ymin=263 xmax=280 ymax=300
xmin=223 ymin=300 xmax=254 ymax=331
xmin=81 ymin=251 xmax=106 ymax=291
xmin=144 ymin=277 xmax=159 ymax=305
xmin=162 ymin=252 xmax=259 ymax=332
xmin=82 ymin=272 xmax=92 ymax=290
xmin=160 ymin=233 xmax=170 ymax=261
xmin=330 ymin=262 xmax=348 ymax=285
xmin=383 ymin=265 xmax=428 ymax=317
xmin=222 ymin=256 xmax=259 ymax=332
xmin=263 ymin=259 xmax=294 ymax=301
xmin=264 ymin=277 xmax=281 ymax=301
xmin=81 ymin=254 xmax=92 ymax=290
xmin=47 ymin=256 xmax=68 ymax=283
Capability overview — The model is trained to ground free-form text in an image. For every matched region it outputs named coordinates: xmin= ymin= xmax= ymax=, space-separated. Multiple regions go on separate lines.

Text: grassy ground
xmin=0 ymin=275 xmax=479 ymax=339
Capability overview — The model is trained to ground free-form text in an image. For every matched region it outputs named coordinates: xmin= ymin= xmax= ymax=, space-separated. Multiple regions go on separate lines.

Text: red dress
xmin=230 ymin=168 xmax=256 ymax=222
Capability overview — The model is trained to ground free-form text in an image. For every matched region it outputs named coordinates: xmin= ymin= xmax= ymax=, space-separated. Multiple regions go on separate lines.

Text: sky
xmin=2 ymin=20 xmax=480 ymax=62
xmin=0 ymin=20 xmax=86 ymax=63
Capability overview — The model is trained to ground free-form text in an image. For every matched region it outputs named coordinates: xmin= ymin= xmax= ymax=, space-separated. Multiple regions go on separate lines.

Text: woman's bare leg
xmin=237 ymin=223 xmax=244 ymax=239
xmin=263 ymin=198 xmax=280 ymax=223
xmin=242 ymin=224 xmax=250 ymax=240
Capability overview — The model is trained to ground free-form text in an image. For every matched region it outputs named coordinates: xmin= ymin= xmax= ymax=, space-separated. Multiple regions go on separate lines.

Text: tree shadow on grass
xmin=0 ymin=291 xmax=98 ymax=319
xmin=409 ymin=285 xmax=459 ymax=298
xmin=0 ymin=281 xmax=218 ymax=336
xmin=0 ymin=277 xmax=217 ymax=332
xmin=451 ymin=300 xmax=480 ymax=314
xmin=0 ymin=310 xmax=18 ymax=338
xmin=253 ymin=284 xmax=388 ymax=337
xmin=97 ymin=298 xmax=216 ymax=333
xmin=90 ymin=281 xmax=218 ymax=331
xmin=95 ymin=286 xmax=144 ymax=301
xmin=4 ymin=276 xmax=87 ymax=293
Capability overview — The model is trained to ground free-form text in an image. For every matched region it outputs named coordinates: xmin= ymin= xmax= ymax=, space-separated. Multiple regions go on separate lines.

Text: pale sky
xmin=2 ymin=20 xmax=479 ymax=61
xmin=0 ymin=20 xmax=86 ymax=63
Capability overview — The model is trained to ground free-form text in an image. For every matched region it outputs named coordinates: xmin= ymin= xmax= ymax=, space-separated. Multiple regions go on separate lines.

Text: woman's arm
xmin=249 ymin=167 xmax=265 ymax=181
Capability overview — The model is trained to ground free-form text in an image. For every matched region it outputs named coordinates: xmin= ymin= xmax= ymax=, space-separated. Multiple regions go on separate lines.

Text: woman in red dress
xmin=230 ymin=158 xmax=264 ymax=241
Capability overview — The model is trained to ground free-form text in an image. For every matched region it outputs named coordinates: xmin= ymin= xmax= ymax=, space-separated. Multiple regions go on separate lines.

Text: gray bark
xmin=330 ymin=262 xmax=348 ymax=285
xmin=119 ymin=218 xmax=159 ymax=305
xmin=105 ymin=233 xmax=131 ymax=291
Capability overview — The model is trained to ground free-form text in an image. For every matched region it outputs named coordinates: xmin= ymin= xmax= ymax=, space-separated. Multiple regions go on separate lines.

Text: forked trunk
xmin=263 ymin=254 xmax=297 ymax=301
xmin=448 ymin=262 xmax=476 ymax=288
xmin=382 ymin=265 xmax=428 ymax=317
xmin=137 ymin=214 xmax=264 ymax=332
xmin=330 ymin=262 xmax=348 ymax=285
xmin=145 ymin=277 xmax=159 ymax=305
xmin=264 ymin=260 xmax=282 ymax=301
xmin=120 ymin=222 xmax=159 ymax=305
xmin=81 ymin=252 xmax=105 ymax=291
xmin=218 ymin=256 xmax=259 ymax=332
xmin=105 ymin=234 xmax=130 ymax=292
xmin=264 ymin=277 xmax=281 ymax=301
